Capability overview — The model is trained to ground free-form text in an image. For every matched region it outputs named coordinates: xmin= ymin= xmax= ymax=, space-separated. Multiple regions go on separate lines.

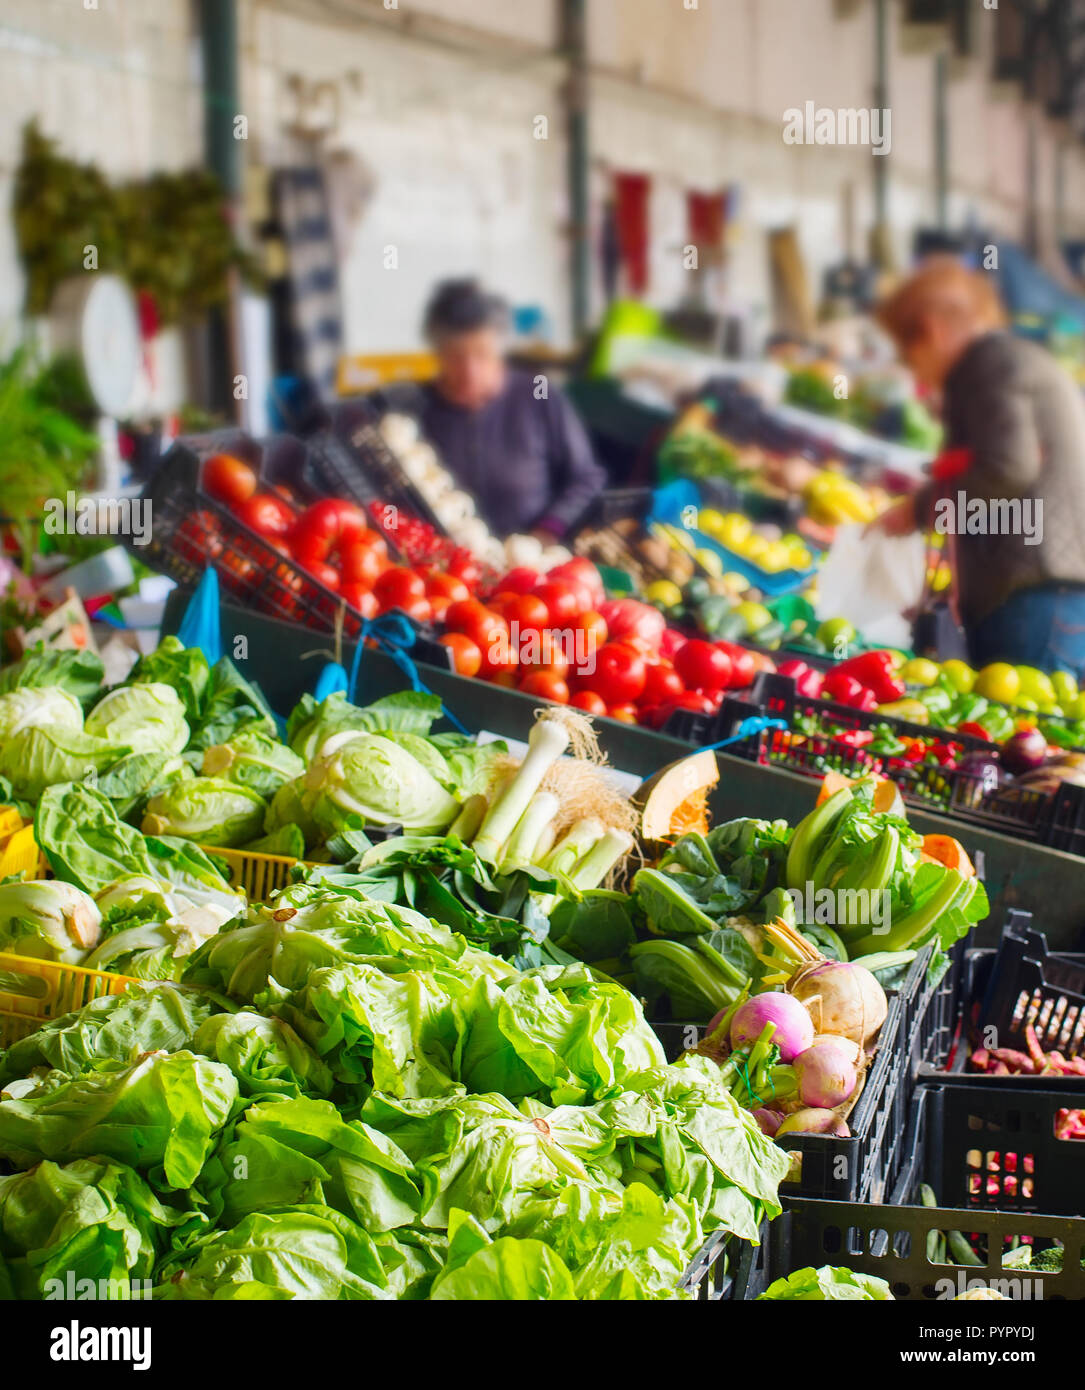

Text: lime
xmin=1068 ymin=694 xmax=1085 ymax=721
xmin=899 ymin=657 xmax=941 ymax=687
xmin=817 ymin=617 xmax=857 ymax=650
xmin=1015 ymin=666 xmax=1055 ymax=706
xmin=940 ymin=659 xmax=975 ymax=694
xmin=734 ymin=600 xmax=773 ymax=636
xmin=1052 ymin=670 xmax=1079 ymax=706
xmin=1015 ymin=696 xmax=1038 ymax=713
xmin=975 ymin=663 xmax=1020 ymax=704
xmin=644 ymin=579 xmax=683 ymax=609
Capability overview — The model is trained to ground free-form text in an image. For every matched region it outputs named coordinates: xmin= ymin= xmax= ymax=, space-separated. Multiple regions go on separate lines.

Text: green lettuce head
xmin=85 ymin=682 xmax=189 ymax=757
xmin=201 ymin=728 xmax=305 ymax=797
xmin=0 ymin=686 xmax=83 ymax=741
xmin=303 ymin=732 xmax=460 ymax=839
xmin=0 ymin=880 xmax=102 ymax=963
xmin=142 ymin=777 xmax=266 ymax=848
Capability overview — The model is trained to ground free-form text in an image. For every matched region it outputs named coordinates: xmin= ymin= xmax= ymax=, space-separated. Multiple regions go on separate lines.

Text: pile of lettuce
xmin=0 ymin=876 xmax=789 ymax=1301
xmin=0 ymin=640 xmax=506 ymax=865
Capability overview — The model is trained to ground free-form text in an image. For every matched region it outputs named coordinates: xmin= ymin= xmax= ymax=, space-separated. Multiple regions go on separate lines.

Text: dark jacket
xmin=917 ymin=332 xmax=1085 ymax=624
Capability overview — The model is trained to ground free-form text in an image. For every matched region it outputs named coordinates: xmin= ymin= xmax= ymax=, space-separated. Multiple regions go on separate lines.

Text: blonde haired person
xmin=870 ymin=256 xmax=1085 ymax=676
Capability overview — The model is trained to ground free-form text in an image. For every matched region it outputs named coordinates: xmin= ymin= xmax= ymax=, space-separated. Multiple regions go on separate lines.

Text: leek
xmin=471 ymin=716 xmax=569 ymax=863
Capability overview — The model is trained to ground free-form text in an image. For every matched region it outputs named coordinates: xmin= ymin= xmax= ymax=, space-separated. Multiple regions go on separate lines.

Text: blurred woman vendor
xmin=870 ymin=257 xmax=1085 ymax=675
xmin=411 ymin=279 xmax=606 ymax=541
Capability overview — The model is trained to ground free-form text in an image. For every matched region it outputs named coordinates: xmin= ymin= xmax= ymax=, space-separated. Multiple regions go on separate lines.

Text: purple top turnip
xmin=729 ymin=992 xmax=815 ymax=1063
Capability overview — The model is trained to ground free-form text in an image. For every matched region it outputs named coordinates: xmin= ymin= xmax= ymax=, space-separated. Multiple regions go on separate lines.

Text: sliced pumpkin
xmin=635 ymin=750 xmax=720 ymax=845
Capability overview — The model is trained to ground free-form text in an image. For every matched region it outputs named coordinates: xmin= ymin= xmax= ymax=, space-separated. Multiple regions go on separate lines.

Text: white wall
xmin=1 ymin=0 xmax=1084 ymax=361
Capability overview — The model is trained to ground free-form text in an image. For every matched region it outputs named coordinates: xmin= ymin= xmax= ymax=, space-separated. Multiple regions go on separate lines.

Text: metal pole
xmin=198 ymin=0 xmax=242 ymax=421
xmin=934 ymin=48 xmax=949 ymax=232
xmin=871 ymin=0 xmax=891 ymax=266
xmin=563 ymin=0 xmax=590 ymax=341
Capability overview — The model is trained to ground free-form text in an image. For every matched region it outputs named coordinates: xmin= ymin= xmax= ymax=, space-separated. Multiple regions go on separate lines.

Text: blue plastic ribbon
xmin=700 ymin=715 xmax=788 ymax=753
xmin=347 ymin=611 xmax=470 ymax=735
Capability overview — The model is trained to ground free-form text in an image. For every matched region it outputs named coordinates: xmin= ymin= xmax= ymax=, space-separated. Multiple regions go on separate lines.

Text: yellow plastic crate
xmin=199 ymin=845 xmax=309 ymax=901
xmin=0 ymin=952 xmax=137 ymax=1048
xmin=0 ymin=809 xmax=48 ymax=880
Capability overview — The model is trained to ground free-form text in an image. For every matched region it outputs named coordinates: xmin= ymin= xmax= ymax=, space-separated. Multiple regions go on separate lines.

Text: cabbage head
xmin=142 ymin=777 xmax=266 ymax=848
xmin=0 ymin=687 xmax=83 ymax=741
xmin=304 ymin=732 xmax=460 ymax=838
xmin=85 ymin=682 xmax=189 ymax=757
xmin=201 ymin=728 xmax=305 ymax=797
xmin=0 ymin=881 xmax=102 ymax=964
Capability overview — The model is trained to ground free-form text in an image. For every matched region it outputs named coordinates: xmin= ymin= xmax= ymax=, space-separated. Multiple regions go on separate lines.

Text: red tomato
xmin=236 ymin=494 xmax=294 ymax=540
xmin=660 ymin=627 xmax=688 ymax=661
xmin=353 ymin=526 xmax=389 ymax=560
xmin=374 ymin=566 xmax=427 ymax=610
xmin=478 ymin=628 xmax=519 ymax=681
xmin=339 ymin=541 xmax=385 ymax=588
xmin=747 ymin=651 xmax=777 ymax=675
xmin=177 ymin=511 xmax=223 ymax=563
xmin=598 ymin=599 xmax=666 ymax=651
xmin=292 ymin=498 xmax=367 ymax=557
xmin=502 ymin=593 xmax=550 ymax=641
xmin=533 ymin=581 xmax=580 ymax=626
xmin=422 ymin=571 xmax=470 ymax=603
xmin=606 ymin=703 xmax=638 ymax=724
xmin=397 ymin=595 xmax=432 ymax=624
xmin=519 ymin=670 xmax=570 ymax=704
xmin=203 ymin=453 xmax=257 ymax=508
xmin=572 ymin=609 xmax=608 ymax=653
xmin=428 ymin=595 xmax=451 ymax=623
xmin=448 ymin=548 xmax=482 ymax=587
xmin=341 ymin=582 xmax=378 ymax=618
xmin=640 ymin=661 xmax=686 ymax=707
xmin=570 ymin=689 xmax=608 ymax=715
xmin=547 ymin=558 xmax=605 ymax=605
xmin=675 ymin=640 xmax=733 ymax=693
xmin=493 ymin=567 xmax=539 ymax=596
xmin=445 ymin=598 xmax=490 ymax=633
xmin=715 ymin=641 xmax=756 ymax=689
xmin=295 ymin=552 xmax=340 ymax=590
xmin=588 ymin=642 xmax=647 ymax=706
xmin=439 ymin=632 xmax=482 ymax=677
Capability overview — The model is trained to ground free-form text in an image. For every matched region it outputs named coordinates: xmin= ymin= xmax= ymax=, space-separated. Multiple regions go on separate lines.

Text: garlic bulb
xmin=504 ymin=534 xmax=544 ymax=568
xmin=380 ymin=414 xmax=419 ymax=453
xmin=540 ymin=545 xmax=573 ymax=569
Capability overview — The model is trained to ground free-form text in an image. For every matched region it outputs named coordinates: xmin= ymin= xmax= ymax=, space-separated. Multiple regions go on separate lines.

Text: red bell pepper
xmin=868 ymin=673 xmax=906 ymax=704
xmin=832 ymin=650 xmax=896 ymax=686
xmin=853 ymin=688 xmax=879 ymax=712
xmin=822 ymin=670 xmax=867 ymax=706
xmin=777 ymin=659 xmax=824 ymax=700
xmin=957 ymin=721 xmax=990 ymax=741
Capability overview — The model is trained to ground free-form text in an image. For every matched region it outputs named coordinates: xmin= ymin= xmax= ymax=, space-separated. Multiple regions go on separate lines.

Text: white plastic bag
xmin=815 ymin=525 xmax=927 ymax=651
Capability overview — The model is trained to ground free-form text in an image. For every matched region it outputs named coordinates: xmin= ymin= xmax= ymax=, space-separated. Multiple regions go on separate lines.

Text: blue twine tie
xmin=347 ymin=611 xmax=471 ymax=735
xmin=700 ymin=715 xmax=788 ymax=752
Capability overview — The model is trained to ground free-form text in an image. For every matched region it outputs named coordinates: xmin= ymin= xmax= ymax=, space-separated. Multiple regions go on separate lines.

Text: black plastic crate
xmin=737 ymin=1089 xmax=1085 ymax=1299
xmin=663 ymin=672 xmax=1085 ymax=854
xmin=331 ymin=412 xmax=450 ymax=538
xmin=654 ymin=948 xmax=945 ymax=1203
xmin=677 ymin=1232 xmax=739 ymax=1300
xmin=925 ymin=918 xmax=1085 ymax=1088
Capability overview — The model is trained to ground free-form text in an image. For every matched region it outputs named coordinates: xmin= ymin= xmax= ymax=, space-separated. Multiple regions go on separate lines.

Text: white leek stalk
xmin=450 ymin=794 xmax=487 ymax=843
xmin=472 ymin=717 xmax=570 ymax=863
xmin=499 ymin=792 xmax=559 ymax=872
xmin=541 ymin=817 xmax=604 ymax=878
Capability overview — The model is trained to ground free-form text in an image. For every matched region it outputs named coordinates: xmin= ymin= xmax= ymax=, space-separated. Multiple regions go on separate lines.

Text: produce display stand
xmin=672 ymin=671 xmax=1085 ymax=858
xmin=160 ymin=592 xmax=1085 ymax=950
xmin=736 ymin=1088 xmax=1085 ymax=1299
xmin=923 ymin=918 xmax=1085 ymax=1090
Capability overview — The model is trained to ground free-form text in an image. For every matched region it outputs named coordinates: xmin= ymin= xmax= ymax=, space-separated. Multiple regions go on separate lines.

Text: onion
xmin=775 ymin=1108 xmax=850 ymax=1138
xmin=752 ymin=1108 xmax=784 ymax=1137
xmin=793 ymin=1040 xmax=859 ymax=1108
xmin=730 ymin=992 xmax=815 ymax=1062
xmin=505 ymin=534 xmax=545 ymax=568
xmin=380 ymin=413 xmax=419 ymax=452
xmin=787 ymin=960 xmax=888 ymax=1048
xmin=1001 ymin=729 xmax=1047 ymax=775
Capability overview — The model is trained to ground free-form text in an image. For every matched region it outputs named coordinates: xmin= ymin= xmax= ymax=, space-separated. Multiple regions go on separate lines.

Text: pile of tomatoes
xmin=199 ymin=453 xmax=482 ymax=621
xmin=197 ymin=453 xmax=773 ymax=728
xmin=438 ymin=557 xmax=774 ymax=726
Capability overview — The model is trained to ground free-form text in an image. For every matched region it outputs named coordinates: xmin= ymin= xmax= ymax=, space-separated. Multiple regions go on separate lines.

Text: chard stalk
xmin=472 ymin=716 xmax=570 ymax=863
xmin=499 ymin=792 xmax=559 ymax=872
